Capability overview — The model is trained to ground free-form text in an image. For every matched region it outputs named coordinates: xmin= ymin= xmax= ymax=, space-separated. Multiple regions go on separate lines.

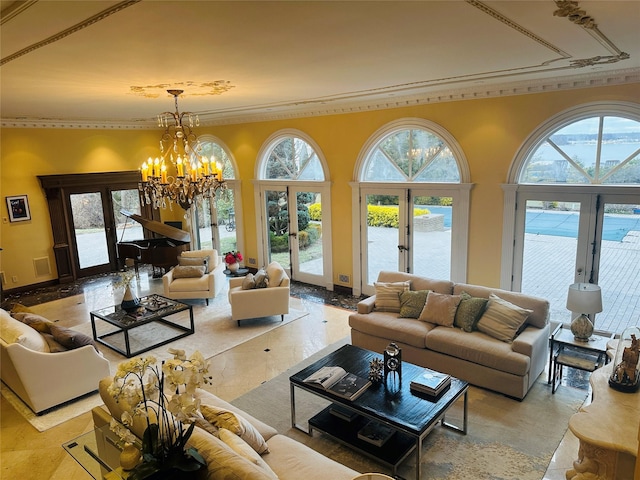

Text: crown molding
xmin=2 ymin=68 xmax=639 ymax=130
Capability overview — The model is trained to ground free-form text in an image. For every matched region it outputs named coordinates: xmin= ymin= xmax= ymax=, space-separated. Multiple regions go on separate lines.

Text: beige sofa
xmin=349 ymin=271 xmax=550 ymax=400
xmin=96 ymin=378 xmax=359 ymax=480
xmin=0 ymin=308 xmax=110 ymax=413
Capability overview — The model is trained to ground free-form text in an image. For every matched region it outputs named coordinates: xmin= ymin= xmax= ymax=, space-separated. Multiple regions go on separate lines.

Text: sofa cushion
xmin=168 ymin=276 xmax=211 ymax=292
xmin=266 ymin=262 xmax=287 ymax=287
xmin=254 ymin=269 xmax=269 ymax=289
xmin=374 ymin=281 xmax=410 ymax=313
xmin=425 ymin=328 xmax=530 ymax=376
xmin=418 ymin=292 xmax=461 ymax=327
xmin=242 ymin=273 xmax=256 ymax=290
xmin=376 ymin=271 xmax=454 ymax=295
xmin=11 ymin=312 xmax=54 ymax=334
xmin=10 ymin=303 xmax=35 ymax=314
xmin=476 ymin=294 xmax=533 ymax=343
xmin=200 ymin=404 xmax=270 ymax=454
xmin=49 ymin=324 xmax=99 ymax=351
xmin=0 ymin=309 xmax=50 ymax=352
xmin=218 ymin=428 xmax=279 ymax=479
xmin=454 ymin=292 xmax=488 ymax=332
xmin=348 ymin=312 xmax=435 ymax=349
xmin=399 ymin=290 xmax=429 ymax=318
xmin=187 ymin=428 xmax=276 ymax=480
xmin=172 ymin=265 xmax=206 ymax=278
xmin=178 ymin=255 xmax=209 ymax=273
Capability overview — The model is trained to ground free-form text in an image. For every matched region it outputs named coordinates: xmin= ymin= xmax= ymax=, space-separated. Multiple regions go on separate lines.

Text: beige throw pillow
xmin=418 ymin=292 xmax=462 ymax=327
xmin=177 ymin=255 xmax=209 ymax=273
xmin=476 ymin=293 xmax=533 ymax=343
xmin=374 ymin=281 xmax=411 ymax=313
xmin=200 ymin=404 xmax=270 ymax=454
xmin=171 ymin=265 xmax=206 ymax=278
xmin=218 ymin=428 xmax=279 ymax=479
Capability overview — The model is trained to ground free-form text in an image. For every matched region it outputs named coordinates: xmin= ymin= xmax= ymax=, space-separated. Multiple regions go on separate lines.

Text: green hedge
xmin=270 ymin=222 xmax=322 ymax=252
xmin=367 ymin=205 xmax=430 ymax=228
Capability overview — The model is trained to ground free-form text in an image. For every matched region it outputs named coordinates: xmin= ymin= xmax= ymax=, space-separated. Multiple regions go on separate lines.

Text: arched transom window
xmin=363 ymin=128 xmax=461 ymax=182
xmin=519 ymin=115 xmax=640 ymax=185
xmin=265 ymin=137 xmax=325 ymax=181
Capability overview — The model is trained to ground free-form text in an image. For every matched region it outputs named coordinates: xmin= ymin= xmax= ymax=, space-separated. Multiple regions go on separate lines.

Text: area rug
xmin=231 ymin=339 xmax=589 ymax=480
xmin=2 ymin=302 xmax=308 ymax=432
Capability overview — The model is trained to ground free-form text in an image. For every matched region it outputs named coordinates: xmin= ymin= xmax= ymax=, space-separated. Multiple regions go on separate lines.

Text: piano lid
xmin=120 ymin=210 xmax=191 ymax=243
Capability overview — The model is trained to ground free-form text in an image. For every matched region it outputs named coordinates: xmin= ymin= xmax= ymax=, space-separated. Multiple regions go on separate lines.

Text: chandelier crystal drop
xmin=139 ymin=89 xmax=226 ymax=210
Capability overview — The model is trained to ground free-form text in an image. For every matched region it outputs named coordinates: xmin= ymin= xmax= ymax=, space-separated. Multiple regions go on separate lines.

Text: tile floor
xmin=1 ymin=272 xmax=587 ymax=480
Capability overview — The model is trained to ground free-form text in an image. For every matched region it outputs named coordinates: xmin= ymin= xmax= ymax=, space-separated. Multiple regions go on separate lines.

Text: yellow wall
xmin=2 ymin=83 xmax=639 ymax=291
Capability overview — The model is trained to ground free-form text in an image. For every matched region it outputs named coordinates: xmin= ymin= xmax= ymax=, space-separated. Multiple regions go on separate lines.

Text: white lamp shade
xmin=566 ymin=283 xmax=603 ymax=314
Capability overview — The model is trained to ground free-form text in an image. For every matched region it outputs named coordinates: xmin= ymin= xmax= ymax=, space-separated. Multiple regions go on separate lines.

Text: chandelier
xmin=139 ymin=89 xmax=226 ymax=210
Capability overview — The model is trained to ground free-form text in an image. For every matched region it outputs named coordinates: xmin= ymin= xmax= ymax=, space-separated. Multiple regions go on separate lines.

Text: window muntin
xmin=265 ymin=137 xmax=324 ymax=181
xmin=363 ymin=129 xmax=460 ymax=183
xmin=520 ymin=115 xmax=640 ymax=185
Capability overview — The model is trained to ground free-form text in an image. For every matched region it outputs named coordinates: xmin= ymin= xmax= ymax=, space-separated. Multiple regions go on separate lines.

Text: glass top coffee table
xmin=90 ymin=294 xmax=194 ymax=358
xmin=289 ymin=344 xmax=468 ymax=480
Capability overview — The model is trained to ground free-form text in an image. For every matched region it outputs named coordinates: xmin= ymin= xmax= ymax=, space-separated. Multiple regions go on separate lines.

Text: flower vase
xmin=121 ymin=284 xmax=140 ymax=312
xmin=227 ymin=262 xmax=239 ymax=273
xmin=120 ymin=443 xmax=141 ymax=471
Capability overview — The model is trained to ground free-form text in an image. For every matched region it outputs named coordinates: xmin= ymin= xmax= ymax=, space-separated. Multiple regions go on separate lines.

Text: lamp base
xmin=570 ymin=314 xmax=594 ymax=342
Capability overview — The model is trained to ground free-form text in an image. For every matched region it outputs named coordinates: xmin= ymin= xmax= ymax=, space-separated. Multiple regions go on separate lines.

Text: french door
xmin=513 ymin=187 xmax=640 ymax=333
xmin=262 ymin=185 xmax=328 ymax=287
xmin=68 ymin=187 xmax=142 ymax=277
xmin=360 ymin=186 xmax=455 ymax=296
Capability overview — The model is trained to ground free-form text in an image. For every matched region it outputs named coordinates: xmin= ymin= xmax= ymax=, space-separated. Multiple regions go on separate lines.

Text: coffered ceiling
xmin=1 ymin=0 xmax=638 ymax=128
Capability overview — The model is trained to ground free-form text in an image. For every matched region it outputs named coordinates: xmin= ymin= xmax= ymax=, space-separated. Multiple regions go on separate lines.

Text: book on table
xmin=329 ymin=403 xmax=360 ymax=422
xmin=303 ymin=366 xmax=371 ymax=401
xmin=410 ymin=368 xmax=451 ymax=396
xmin=357 ymin=420 xmax=395 ymax=447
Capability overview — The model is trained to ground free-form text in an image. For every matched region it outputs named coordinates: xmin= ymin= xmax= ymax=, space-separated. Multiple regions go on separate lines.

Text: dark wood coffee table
xmin=289 ymin=344 xmax=468 ymax=479
xmin=89 ymin=294 xmax=194 ymax=358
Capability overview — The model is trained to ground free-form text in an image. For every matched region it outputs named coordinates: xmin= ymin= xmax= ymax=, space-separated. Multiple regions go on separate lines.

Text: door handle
xmin=398 ymin=245 xmax=408 ymax=252
xmin=289 ymin=232 xmax=297 ymax=238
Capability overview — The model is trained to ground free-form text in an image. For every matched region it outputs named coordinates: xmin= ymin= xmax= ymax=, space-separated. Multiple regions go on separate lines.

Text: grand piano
xmin=117 ymin=210 xmax=191 ymax=277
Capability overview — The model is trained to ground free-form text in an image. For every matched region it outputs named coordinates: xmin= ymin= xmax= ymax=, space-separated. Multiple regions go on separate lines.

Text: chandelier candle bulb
xmin=176 ymin=157 xmax=184 ymax=177
xmin=160 ymin=164 xmax=167 ymax=183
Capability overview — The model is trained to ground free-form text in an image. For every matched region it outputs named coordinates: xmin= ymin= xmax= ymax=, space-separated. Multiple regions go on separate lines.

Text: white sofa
xmin=163 ymin=249 xmax=226 ymax=305
xmin=0 ymin=308 xmax=110 ymax=414
xmin=96 ymin=377 xmax=359 ymax=480
xmin=228 ymin=261 xmax=290 ymax=326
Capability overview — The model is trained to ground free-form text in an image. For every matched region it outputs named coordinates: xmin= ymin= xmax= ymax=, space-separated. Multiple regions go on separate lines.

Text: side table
xmin=548 ymin=325 xmax=613 ymax=394
xmin=224 ymin=267 xmax=249 ymax=277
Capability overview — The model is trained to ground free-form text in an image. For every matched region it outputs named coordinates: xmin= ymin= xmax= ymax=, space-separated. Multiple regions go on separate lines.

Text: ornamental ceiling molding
xmin=3 ymin=68 xmax=638 ymax=130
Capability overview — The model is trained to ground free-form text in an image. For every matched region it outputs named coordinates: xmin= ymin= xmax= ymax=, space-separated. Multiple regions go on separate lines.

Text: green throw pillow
xmin=399 ymin=290 xmax=429 ymax=318
xmin=454 ymin=291 xmax=488 ymax=332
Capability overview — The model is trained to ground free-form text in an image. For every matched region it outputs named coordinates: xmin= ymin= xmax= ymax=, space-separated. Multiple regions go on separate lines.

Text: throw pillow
xmin=218 ymin=428 xmax=279 ymax=479
xmin=171 ymin=265 xmax=205 ymax=279
xmin=265 ymin=262 xmax=287 ymax=287
xmin=11 ymin=312 xmax=54 ymax=334
xmin=177 ymin=255 xmax=209 ymax=273
xmin=187 ymin=429 xmax=276 ymax=480
xmin=399 ymin=290 xmax=429 ymax=318
xmin=374 ymin=281 xmax=411 ymax=313
xmin=253 ymin=269 xmax=269 ymax=289
xmin=418 ymin=291 xmax=462 ymax=327
xmin=49 ymin=324 xmax=99 ymax=351
xmin=200 ymin=404 xmax=270 ymax=454
xmin=454 ymin=292 xmax=488 ymax=332
xmin=41 ymin=333 xmax=68 ymax=353
xmin=10 ymin=303 xmax=34 ymax=314
xmin=0 ymin=309 xmax=50 ymax=352
xmin=476 ymin=293 xmax=533 ymax=343
xmin=242 ymin=273 xmax=256 ymax=290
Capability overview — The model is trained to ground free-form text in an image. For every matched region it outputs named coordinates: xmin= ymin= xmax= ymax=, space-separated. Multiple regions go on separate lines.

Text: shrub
xmin=269 ymin=232 xmax=289 ymax=253
xmin=366 ymin=205 xmax=430 ymax=227
xmin=308 ymin=203 xmax=322 ymax=221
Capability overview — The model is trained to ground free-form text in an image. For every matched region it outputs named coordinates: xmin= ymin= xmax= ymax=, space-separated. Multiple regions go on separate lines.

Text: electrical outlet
xmin=11 ymin=275 xmax=18 ymax=283
xmin=248 ymin=257 xmax=257 ymax=265
xmin=338 ymin=274 xmax=350 ymax=283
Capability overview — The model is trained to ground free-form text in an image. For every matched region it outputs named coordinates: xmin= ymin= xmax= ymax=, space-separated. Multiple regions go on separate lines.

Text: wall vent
xmin=33 ymin=257 xmax=51 ymax=277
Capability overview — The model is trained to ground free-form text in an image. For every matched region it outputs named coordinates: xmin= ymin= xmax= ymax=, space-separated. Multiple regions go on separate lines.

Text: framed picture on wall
xmin=6 ymin=195 xmax=31 ymax=222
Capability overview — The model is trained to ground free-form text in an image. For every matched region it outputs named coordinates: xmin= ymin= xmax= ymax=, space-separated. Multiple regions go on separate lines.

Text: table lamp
xmin=566 ymin=283 xmax=602 ymax=342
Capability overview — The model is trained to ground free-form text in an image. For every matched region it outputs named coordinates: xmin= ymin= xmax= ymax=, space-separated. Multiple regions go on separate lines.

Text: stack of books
xmin=410 ymin=368 xmax=451 ymax=398
xmin=357 ymin=420 xmax=395 ymax=447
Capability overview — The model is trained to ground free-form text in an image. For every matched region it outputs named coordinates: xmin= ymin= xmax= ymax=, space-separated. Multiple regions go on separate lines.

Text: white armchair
xmin=228 ymin=261 xmax=290 ymax=326
xmin=163 ymin=249 xmax=226 ymax=305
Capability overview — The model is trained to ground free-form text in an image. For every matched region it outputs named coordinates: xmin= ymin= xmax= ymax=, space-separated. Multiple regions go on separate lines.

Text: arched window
xmin=362 ymin=128 xmax=461 ymax=183
xmin=264 ymin=137 xmax=325 ymax=181
xmin=506 ymin=103 xmax=640 ymax=335
xmin=353 ymin=119 xmax=471 ymax=295
xmin=519 ymin=115 xmax=640 ymax=185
